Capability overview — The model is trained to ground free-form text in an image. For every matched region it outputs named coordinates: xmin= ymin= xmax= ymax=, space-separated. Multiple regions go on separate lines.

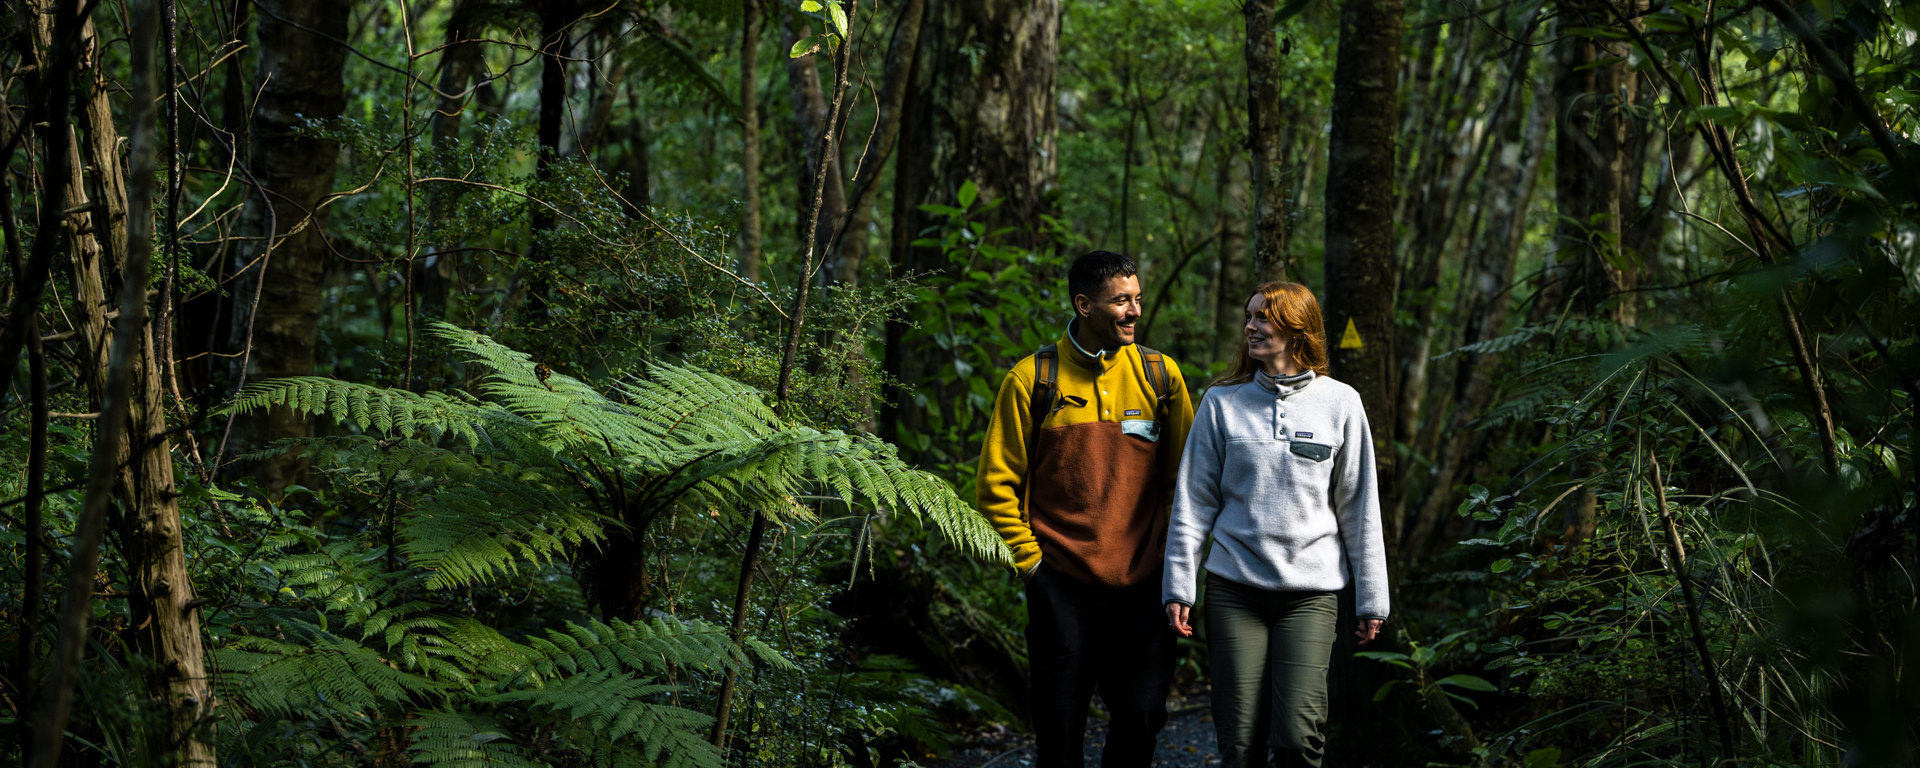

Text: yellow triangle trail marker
xmin=1339 ymin=318 xmax=1364 ymax=349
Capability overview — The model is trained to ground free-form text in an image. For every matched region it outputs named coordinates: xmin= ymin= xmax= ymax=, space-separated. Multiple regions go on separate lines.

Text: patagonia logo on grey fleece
xmin=1294 ymin=431 xmax=1313 ymax=438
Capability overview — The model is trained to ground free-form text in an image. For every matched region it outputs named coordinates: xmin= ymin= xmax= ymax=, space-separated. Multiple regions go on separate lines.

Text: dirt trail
xmin=934 ymin=702 xmax=1223 ymax=767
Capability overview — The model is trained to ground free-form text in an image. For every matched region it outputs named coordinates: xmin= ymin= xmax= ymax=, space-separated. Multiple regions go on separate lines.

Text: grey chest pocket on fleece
xmin=1289 ymin=441 xmax=1332 ymax=462
xmin=1120 ymin=419 xmax=1161 ymax=442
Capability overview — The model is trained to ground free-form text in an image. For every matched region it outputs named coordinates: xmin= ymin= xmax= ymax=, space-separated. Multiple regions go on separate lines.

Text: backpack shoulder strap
xmin=1027 ymin=345 xmax=1059 ymax=460
xmin=1136 ymin=345 xmax=1171 ymax=421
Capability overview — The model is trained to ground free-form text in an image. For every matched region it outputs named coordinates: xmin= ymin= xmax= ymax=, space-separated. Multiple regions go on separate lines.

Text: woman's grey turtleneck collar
xmin=1254 ymin=368 xmax=1316 ymax=397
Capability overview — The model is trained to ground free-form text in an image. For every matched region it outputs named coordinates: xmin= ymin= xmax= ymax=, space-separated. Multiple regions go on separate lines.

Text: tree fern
xmin=227 ymin=323 xmax=1008 ymax=564
xmin=217 ymin=322 xmax=1011 ymax=765
xmin=221 ymin=609 xmax=774 ymax=768
xmin=406 ymin=711 xmax=541 ymax=768
xmin=419 ymin=321 xmax=1008 ymax=562
xmin=220 ymin=626 xmax=445 ymax=719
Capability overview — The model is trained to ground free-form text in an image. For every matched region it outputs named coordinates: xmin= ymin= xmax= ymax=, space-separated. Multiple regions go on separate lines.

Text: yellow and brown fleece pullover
xmin=975 ymin=325 xmax=1195 ymax=587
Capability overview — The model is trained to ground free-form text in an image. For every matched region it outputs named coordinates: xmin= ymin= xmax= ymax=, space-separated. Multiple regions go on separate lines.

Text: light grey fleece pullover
xmin=1161 ymin=370 xmax=1391 ymax=619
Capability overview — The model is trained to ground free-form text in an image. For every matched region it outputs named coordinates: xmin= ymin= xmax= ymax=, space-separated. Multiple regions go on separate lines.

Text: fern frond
xmin=616 ymin=362 xmax=780 ymax=444
xmin=221 ymin=629 xmax=443 ymax=719
xmin=649 ymin=428 xmax=1011 ymax=564
xmin=513 ymin=617 xmax=750 ymax=686
xmin=407 ymin=710 xmax=540 ymax=768
xmin=399 ymin=463 xmax=606 ymax=590
xmin=220 ymin=376 xmax=523 ymax=449
xmin=483 ymin=672 xmax=721 ymax=768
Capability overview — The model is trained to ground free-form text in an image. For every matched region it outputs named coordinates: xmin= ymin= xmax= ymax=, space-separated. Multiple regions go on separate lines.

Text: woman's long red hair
xmin=1215 ymin=281 xmax=1330 ymax=387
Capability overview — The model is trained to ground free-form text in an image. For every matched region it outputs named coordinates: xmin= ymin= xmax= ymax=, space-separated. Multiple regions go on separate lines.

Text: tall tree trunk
xmin=175 ymin=0 xmax=253 ymax=411
xmin=31 ymin=3 xmax=215 ymax=764
xmin=0 ymin=0 xmax=86 ymax=387
xmin=1323 ymin=0 xmax=1403 ymax=477
xmin=895 ymin=0 xmax=1059 ymax=249
xmin=713 ymin=3 xmax=861 ymax=748
xmin=528 ymin=1 xmax=577 ymax=322
xmin=1540 ymin=0 xmax=1639 ymax=543
xmin=739 ymin=0 xmax=765 ymax=282
xmin=1212 ymin=149 xmax=1251 ymax=366
xmin=1542 ymin=0 xmax=1636 ymax=324
xmin=824 ymin=0 xmax=926 ymax=432
xmin=1245 ymin=0 xmax=1292 ymax=281
xmin=226 ymin=0 xmax=350 ymax=491
xmin=825 ymin=0 xmax=924 ymax=289
xmin=884 ymin=0 xmax=1059 ymax=453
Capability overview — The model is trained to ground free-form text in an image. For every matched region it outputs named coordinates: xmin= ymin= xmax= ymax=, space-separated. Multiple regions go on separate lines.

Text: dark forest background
xmin=1 ymin=0 xmax=1917 ymax=764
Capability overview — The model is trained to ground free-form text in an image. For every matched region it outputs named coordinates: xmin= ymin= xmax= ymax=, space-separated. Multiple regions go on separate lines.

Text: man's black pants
xmin=1025 ymin=562 xmax=1177 ymax=768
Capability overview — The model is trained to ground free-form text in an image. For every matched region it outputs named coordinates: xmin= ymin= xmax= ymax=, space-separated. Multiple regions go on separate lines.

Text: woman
xmin=1161 ymin=281 xmax=1390 ymax=767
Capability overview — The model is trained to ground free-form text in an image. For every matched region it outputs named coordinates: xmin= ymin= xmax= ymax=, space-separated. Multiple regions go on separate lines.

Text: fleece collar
xmin=1062 ymin=319 xmax=1126 ymax=373
xmin=1255 ymin=369 xmax=1316 ymax=398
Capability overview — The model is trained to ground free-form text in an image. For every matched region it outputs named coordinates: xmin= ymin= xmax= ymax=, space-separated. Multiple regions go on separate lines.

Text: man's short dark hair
xmin=1068 ymin=250 xmax=1138 ymax=300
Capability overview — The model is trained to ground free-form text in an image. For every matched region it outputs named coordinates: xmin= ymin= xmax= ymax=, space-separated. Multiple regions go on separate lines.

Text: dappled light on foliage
xmin=1 ymin=0 xmax=1915 ymax=765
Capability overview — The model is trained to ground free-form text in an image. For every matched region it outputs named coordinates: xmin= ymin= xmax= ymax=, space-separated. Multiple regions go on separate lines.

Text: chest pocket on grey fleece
xmin=1289 ymin=441 xmax=1333 ymax=462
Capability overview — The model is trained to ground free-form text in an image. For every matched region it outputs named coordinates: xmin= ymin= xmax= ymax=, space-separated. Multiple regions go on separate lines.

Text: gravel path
xmin=933 ymin=701 xmax=1222 ymax=767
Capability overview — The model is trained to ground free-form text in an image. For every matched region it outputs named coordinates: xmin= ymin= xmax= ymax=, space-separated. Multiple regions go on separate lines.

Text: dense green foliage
xmin=2 ymin=0 xmax=1917 ymax=765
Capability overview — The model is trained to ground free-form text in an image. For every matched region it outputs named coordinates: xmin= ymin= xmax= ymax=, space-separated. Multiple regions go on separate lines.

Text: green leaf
xmin=1433 ymin=674 xmax=1497 ymax=692
xmin=958 ymin=180 xmax=979 ymax=210
xmin=788 ymin=35 xmax=820 ymax=59
xmin=1490 ymin=558 xmax=1514 ymax=574
xmin=800 ymin=0 xmax=822 ymax=10
xmin=1355 ymin=650 xmax=1412 ymax=670
xmin=828 ymin=1 xmax=848 ymax=36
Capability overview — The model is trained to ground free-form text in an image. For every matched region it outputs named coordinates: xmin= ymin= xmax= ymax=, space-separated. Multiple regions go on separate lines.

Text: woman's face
xmin=1244 ymin=293 xmax=1287 ymax=369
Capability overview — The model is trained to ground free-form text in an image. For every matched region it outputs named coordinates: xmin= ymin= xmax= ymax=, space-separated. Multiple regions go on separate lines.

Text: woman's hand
xmin=1166 ymin=603 xmax=1193 ymax=637
xmin=1355 ymin=618 xmax=1383 ymax=645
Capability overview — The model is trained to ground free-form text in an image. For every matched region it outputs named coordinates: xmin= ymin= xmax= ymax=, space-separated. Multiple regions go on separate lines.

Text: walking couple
xmin=975 ymin=250 xmax=1391 ymax=767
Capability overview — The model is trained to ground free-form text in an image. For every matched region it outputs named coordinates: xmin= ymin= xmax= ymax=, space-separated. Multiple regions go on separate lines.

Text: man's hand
xmin=1165 ymin=603 xmax=1192 ymax=637
xmin=1355 ymin=618 xmax=1383 ymax=645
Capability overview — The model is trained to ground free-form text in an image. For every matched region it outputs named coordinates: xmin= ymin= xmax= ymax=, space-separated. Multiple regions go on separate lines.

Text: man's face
xmin=1074 ymin=274 xmax=1143 ymax=350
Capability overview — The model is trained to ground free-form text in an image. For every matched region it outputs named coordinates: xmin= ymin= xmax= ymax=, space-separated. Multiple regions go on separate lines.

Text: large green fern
xmin=226 ymin=321 xmax=1008 ymax=569
xmin=215 ymin=322 xmax=1008 ymax=766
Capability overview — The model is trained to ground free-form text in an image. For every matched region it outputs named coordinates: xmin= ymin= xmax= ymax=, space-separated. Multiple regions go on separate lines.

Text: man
xmin=976 ymin=250 xmax=1196 ymax=767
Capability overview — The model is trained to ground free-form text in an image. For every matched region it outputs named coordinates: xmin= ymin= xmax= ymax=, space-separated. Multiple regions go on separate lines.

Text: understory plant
xmin=206 ymin=322 xmax=1008 ymax=765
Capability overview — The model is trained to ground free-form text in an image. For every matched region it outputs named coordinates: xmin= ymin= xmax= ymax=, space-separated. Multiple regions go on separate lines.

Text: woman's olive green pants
xmin=1203 ymin=572 xmax=1339 ymax=768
